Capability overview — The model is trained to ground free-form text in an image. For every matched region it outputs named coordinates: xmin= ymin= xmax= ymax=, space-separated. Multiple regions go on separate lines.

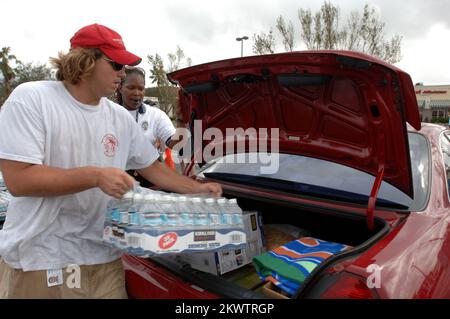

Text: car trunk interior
xmin=149 ymin=190 xmax=387 ymax=299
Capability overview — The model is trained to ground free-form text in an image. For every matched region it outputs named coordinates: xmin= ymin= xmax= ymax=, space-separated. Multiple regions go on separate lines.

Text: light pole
xmin=236 ymin=36 xmax=249 ymax=57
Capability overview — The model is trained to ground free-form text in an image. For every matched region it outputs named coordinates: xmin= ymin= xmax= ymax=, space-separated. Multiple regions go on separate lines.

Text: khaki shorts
xmin=0 ymin=258 xmax=128 ymax=299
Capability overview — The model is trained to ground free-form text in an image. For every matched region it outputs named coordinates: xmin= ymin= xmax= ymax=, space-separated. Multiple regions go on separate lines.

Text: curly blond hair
xmin=49 ymin=48 xmax=103 ymax=84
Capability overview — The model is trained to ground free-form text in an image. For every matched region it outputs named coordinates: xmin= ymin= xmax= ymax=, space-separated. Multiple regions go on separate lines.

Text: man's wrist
xmin=89 ymin=167 xmax=101 ymax=188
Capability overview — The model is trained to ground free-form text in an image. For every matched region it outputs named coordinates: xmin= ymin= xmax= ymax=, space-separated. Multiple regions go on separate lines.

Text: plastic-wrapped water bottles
xmin=104 ymin=188 xmax=247 ymax=255
xmin=0 ymin=179 xmax=12 ymax=221
xmin=0 ymin=191 xmax=11 ymax=214
xmin=0 ymin=172 xmax=6 ymax=191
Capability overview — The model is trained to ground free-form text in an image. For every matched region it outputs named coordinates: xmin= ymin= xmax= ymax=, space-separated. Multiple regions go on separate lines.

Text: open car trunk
xmin=146 ymin=189 xmax=388 ymax=299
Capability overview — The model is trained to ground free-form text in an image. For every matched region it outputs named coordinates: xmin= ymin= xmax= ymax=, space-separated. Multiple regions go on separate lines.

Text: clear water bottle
xmin=106 ymin=198 xmax=121 ymax=225
xmin=190 ymin=197 xmax=210 ymax=226
xmin=118 ymin=192 xmax=134 ymax=225
xmin=189 ymin=197 xmax=204 ymax=213
xmin=176 ymin=196 xmax=189 ymax=213
xmin=161 ymin=194 xmax=177 ymax=225
xmin=180 ymin=196 xmax=195 ymax=226
xmin=204 ymin=197 xmax=219 ymax=227
xmin=228 ymin=198 xmax=243 ymax=226
xmin=142 ymin=193 xmax=156 ymax=212
xmin=105 ymin=197 xmax=115 ymax=223
xmin=140 ymin=193 xmax=166 ymax=227
xmin=167 ymin=196 xmax=183 ymax=227
xmin=217 ymin=198 xmax=233 ymax=227
xmin=0 ymin=198 xmax=7 ymax=213
xmin=129 ymin=193 xmax=144 ymax=226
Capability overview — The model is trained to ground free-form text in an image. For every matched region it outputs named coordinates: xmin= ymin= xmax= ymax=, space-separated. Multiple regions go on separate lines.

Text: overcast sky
xmin=2 ymin=0 xmax=450 ymax=85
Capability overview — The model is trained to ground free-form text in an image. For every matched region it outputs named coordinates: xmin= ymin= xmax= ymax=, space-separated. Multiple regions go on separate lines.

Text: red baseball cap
xmin=70 ymin=23 xmax=142 ymax=66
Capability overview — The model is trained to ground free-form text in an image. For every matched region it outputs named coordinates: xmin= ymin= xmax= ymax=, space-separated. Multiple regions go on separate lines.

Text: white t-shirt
xmin=129 ymin=104 xmax=176 ymax=147
xmin=0 ymin=81 xmax=159 ymax=271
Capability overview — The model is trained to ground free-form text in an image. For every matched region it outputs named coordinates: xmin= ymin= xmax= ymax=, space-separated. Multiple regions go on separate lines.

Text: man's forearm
xmin=0 ymin=160 xmax=100 ymax=197
xmin=137 ymin=161 xmax=200 ymax=194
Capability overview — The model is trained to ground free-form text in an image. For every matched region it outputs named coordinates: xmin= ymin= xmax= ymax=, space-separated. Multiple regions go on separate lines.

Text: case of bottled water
xmin=0 ymin=190 xmax=12 ymax=221
xmin=103 ymin=187 xmax=247 ymax=255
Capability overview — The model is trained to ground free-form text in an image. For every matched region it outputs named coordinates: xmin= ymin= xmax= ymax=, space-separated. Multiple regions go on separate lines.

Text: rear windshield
xmin=198 ymin=132 xmax=430 ymax=211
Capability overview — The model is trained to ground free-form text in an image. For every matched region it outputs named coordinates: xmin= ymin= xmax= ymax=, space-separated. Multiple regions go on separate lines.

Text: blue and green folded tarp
xmin=253 ymin=237 xmax=351 ymax=296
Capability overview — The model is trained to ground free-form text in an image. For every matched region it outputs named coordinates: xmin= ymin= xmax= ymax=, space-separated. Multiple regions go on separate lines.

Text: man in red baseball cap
xmin=0 ymin=24 xmax=222 ymax=299
xmin=70 ymin=23 xmax=141 ymax=66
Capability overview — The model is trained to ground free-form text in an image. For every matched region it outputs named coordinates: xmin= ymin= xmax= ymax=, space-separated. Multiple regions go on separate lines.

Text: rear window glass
xmin=198 ymin=132 xmax=430 ymax=211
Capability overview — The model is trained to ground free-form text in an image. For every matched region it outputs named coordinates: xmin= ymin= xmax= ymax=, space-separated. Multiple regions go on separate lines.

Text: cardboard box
xmin=178 ymin=211 xmax=265 ymax=275
xmin=103 ymin=222 xmax=247 ymax=255
xmin=262 ymin=282 xmax=289 ymax=299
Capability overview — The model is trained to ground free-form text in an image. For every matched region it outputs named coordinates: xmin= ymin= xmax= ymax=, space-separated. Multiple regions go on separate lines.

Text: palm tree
xmin=0 ymin=47 xmax=19 ymax=105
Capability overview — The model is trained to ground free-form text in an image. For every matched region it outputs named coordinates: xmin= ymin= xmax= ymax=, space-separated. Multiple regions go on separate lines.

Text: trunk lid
xmin=168 ymin=51 xmax=420 ymax=226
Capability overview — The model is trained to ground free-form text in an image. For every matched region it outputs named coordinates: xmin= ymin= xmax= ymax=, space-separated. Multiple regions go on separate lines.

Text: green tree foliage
xmin=13 ymin=62 xmax=53 ymax=86
xmin=167 ymin=46 xmax=192 ymax=73
xmin=252 ymin=28 xmax=276 ymax=55
xmin=298 ymin=2 xmax=402 ymax=63
xmin=431 ymin=117 xmax=449 ymax=124
xmin=147 ymin=46 xmax=191 ymax=118
xmin=276 ymin=15 xmax=295 ymax=52
xmin=252 ymin=1 xmax=402 ymax=64
xmin=0 ymin=47 xmax=20 ymax=105
xmin=0 ymin=47 xmax=53 ymax=107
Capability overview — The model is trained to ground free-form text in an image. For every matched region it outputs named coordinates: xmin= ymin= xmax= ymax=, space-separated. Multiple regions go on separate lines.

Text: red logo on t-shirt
xmin=102 ymin=134 xmax=118 ymax=157
xmin=159 ymin=232 xmax=178 ymax=250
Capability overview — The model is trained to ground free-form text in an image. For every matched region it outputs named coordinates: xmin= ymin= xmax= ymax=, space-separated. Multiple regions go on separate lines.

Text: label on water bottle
xmin=195 ymin=213 xmax=210 ymax=226
xmin=129 ymin=212 xmax=140 ymax=226
xmin=120 ymin=212 xmax=129 ymax=225
xmin=111 ymin=208 xmax=120 ymax=224
xmin=209 ymin=214 xmax=220 ymax=226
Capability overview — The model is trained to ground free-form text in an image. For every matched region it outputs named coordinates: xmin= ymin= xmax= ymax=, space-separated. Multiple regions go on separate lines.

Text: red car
xmin=123 ymin=51 xmax=450 ymax=299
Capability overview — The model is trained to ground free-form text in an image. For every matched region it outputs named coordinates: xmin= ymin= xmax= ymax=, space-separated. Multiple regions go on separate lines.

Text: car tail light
xmin=320 ymin=273 xmax=378 ymax=299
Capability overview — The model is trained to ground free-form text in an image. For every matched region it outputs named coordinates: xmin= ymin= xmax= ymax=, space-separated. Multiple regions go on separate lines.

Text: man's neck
xmin=63 ymin=81 xmax=101 ymax=106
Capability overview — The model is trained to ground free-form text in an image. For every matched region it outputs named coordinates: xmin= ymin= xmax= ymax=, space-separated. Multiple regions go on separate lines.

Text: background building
xmin=415 ymin=83 xmax=450 ymax=123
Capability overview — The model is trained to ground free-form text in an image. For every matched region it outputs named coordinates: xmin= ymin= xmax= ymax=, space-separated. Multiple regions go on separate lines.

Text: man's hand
xmin=96 ymin=168 xmax=135 ymax=199
xmin=194 ymin=182 xmax=222 ymax=197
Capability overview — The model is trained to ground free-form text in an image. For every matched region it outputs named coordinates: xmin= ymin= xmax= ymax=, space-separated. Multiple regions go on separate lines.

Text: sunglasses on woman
xmin=102 ymin=56 xmax=125 ymax=72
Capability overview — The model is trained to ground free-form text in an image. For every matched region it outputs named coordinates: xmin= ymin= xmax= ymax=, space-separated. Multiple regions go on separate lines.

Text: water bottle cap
xmin=191 ymin=197 xmax=202 ymax=203
xmin=133 ymin=193 xmax=144 ymax=200
xmin=178 ymin=196 xmax=187 ymax=202
xmin=162 ymin=195 xmax=173 ymax=201
xmin=205 ymin=198 xmax=215 ymax=204
xmin=229 ymin=198 xmax=237 ymax=204
xmin=123 ymin=192 xmax=133 ymax=199
xmin=143 ymin=194 xmax=154 ymax=200
xmin=217 ymin=198 xmax=227 ymax=205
